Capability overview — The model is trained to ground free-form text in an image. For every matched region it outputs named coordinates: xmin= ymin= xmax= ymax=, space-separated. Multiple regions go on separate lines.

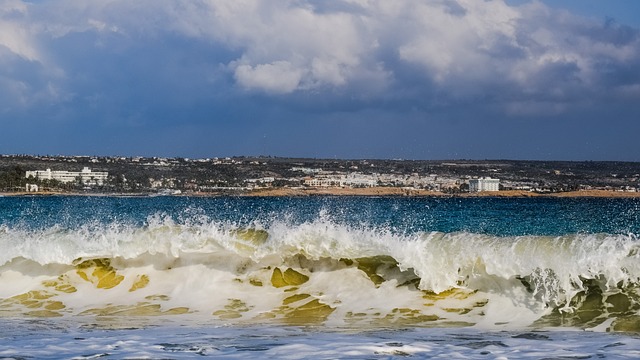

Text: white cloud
xmin=397 ymin=0 xmax=521 ymax=83
xmin=234 ymin=61 xmax=303 ymax=94
xmin=0 ymin=0 xmax=639 ymax=114
xmin=204 ymin=0 xmax=372 ymax=93
xmin=0 ymin=1 xmax=40 ymax=61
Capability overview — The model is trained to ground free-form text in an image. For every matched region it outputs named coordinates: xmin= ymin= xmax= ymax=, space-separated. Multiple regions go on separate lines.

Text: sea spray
xmin=3 ymin=195 xmax=640 ymax=359
xmin=1 ymin=195 xmax=640 ymax=333
xmin=0 ymin=217 xmax=639 ymax=331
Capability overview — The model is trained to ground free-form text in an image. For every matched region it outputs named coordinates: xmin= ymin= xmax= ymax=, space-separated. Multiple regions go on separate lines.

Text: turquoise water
xmin=1 ymin=195 xmax=639 ymax=358
xmin=2 ymin=196 xmax=639 ymax=235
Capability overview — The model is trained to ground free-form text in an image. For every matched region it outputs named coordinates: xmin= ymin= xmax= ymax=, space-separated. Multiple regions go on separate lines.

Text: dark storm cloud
xmin=0 ymin=0 xmax=639 ymax=159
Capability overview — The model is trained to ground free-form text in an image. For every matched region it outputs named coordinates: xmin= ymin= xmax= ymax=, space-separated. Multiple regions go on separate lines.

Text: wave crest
xmin=1 ymin=217 xmax=639 ymax=330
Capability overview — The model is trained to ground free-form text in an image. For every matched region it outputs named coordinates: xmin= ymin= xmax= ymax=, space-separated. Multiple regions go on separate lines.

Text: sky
xmin=1 ymin=0 xmax=639 ymax=161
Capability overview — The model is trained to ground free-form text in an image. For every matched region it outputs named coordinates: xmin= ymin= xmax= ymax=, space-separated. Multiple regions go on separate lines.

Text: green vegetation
xmin=0 ymin=165 xmax=27 ymax=191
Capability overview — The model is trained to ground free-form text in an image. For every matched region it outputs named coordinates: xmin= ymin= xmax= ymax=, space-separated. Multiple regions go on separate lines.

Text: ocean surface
xmin=1 ymin=195 xmax=640 ymax=359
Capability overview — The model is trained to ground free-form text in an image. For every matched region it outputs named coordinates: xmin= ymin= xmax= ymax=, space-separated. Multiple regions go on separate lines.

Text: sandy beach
xmin=242 ymin=187 xmax=640 ymax=198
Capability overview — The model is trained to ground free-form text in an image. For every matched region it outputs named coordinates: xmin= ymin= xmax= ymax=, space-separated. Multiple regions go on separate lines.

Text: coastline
xmin=5 ymin=188 xmax=639 ymax=198
xmin=243 ymin=187 xmax=640 ymax=198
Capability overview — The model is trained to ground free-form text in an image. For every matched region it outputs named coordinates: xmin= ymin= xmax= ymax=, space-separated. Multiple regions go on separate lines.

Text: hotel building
xmin=25 ymin=167 xmax=109 ymax=186
xmin=469 ymin=177 xmax=500 ymax=192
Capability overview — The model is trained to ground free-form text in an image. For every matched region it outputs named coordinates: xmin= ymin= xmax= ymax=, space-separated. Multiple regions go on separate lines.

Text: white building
xmin=25 ymin=184 xmax=39 ymax=192
xmin=469 ymin=177 xmax=500 ymax=192
xmin=304 ymin=173 xmax=377 ymax=188
xmin=25 ymin=167 xmax=109 ymax=186
xmin=304 ymin=177 xmax=339 ymax=187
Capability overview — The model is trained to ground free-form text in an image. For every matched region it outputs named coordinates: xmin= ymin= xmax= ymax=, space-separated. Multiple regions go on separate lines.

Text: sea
xmin=1 ymin=195 xmax=640 ymax=359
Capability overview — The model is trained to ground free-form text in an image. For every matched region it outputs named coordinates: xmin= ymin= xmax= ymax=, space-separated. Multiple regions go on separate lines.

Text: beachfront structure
xmin=25 ymin=167 xmax=109 ymax=186
xmin=304 ymin=173 xmax=377 ymax=188
xmin=469 ymin=177 xmax=500 ymax=192
xmin=25 ymin=184 xmax=39 ymax=192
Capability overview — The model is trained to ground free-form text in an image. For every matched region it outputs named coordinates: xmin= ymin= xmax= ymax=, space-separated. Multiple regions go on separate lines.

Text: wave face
xmin=1 ymin=196 xmax=640 ymax=332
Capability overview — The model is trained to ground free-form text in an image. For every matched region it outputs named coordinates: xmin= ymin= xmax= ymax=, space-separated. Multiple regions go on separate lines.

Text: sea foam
xmin=1 ymin=215 xmax=639 ymax=332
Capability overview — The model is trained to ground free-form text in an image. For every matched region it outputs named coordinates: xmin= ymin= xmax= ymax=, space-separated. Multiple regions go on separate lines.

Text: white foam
xmin=1 ymin=323 xmax=639 ymax=359
xmin=0 ymin=217 xmax=639 ymax=330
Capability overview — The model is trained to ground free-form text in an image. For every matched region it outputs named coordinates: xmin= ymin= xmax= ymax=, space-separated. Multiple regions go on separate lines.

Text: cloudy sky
xmin=1 ymin=0 xmax=639 ymax=160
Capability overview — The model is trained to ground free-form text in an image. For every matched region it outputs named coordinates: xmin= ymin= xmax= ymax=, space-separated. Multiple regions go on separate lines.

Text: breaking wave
xmin=1 ymin=215 xmax=639 ymax=332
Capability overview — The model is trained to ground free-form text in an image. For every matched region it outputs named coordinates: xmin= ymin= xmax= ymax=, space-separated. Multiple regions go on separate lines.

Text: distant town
xmin=1 ymin=154 xmax=640 ymax=196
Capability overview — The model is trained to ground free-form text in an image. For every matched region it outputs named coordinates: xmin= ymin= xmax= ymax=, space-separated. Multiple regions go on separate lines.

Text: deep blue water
xmin=1 ymin=195 xmax=639 ymax=236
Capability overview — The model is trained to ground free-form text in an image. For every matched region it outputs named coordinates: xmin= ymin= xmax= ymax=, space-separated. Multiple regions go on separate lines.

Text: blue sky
xmin=1 ymin=0 xmax=639 ymax=160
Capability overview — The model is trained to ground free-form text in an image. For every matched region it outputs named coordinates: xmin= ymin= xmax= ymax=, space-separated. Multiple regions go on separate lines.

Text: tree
xmin=0 ymin=166 xmax=27 ymax=191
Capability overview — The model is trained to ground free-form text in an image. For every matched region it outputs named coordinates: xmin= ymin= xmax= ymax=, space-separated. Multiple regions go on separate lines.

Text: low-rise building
xmin=25 ymin=167 xmax=109 ymax=186
xmin=304 ymin=173 xmax=377 ymax=188
xmin=25 ymin=184 xmax=39 ymax=192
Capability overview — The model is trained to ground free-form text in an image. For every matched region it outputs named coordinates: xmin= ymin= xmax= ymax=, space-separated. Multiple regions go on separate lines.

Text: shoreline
xmin=243 ymin=188 xmax=640 ymax=198
xmin=2 ymin=188 xmax=640 ymax=198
